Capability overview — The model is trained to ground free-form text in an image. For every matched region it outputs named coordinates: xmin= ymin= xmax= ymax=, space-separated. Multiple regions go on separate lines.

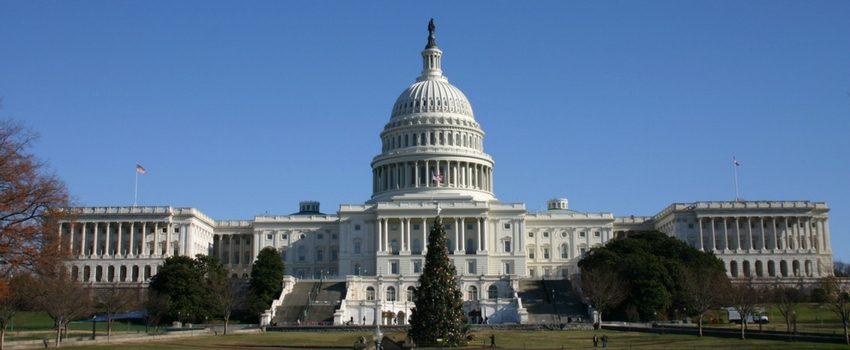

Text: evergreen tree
xmin=248 ymin=247 xmax=285 ymax=317
xmin=409 ymin=216 xmax=469 ymax=346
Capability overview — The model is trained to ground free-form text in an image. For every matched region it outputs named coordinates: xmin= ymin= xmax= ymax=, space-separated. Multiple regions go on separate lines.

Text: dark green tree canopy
xmin=248 ymin=247 xmax=284 ymax=316
xmin=148 ymin=254 xmax=229 ymax=322
xmin=408 ymin=216 xmax=469 ymax=347
xmin=578 ymin=231 xmax=726 ymax=321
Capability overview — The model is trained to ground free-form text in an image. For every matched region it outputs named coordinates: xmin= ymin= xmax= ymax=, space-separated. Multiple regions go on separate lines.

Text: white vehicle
xmin=726 ymin=307 xmax=769 ymax=324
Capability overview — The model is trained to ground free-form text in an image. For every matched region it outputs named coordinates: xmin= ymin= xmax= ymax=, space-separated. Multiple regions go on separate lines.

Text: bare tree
xmin=772 ymin=281 xmax=804 ymax=337
xmin=681 ymin=267 xmax=730 ymax=336
xmin=94 ymin=284 xmax=139 ymax=336
xmin=579 ymin=267 xmax=628 ymax=324
xmin=822 ymin=276 xmax=850 ymax=345
xmin=31 ymin=268 xmax=91 ymax=347
xmin=726 ymin=278 xmax=763 ymax=340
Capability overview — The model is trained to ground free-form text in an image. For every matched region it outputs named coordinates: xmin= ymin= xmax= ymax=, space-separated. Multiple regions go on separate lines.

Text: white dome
xmin=391 ymin=79 xmax=474 ymax=120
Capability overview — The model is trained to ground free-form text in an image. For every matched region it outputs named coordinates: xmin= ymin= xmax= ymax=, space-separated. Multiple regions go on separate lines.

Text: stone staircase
xmin=518 ymin=278 xmax=587 ymax=324
xmin=273 ymin=280 xmax=346 ymax=326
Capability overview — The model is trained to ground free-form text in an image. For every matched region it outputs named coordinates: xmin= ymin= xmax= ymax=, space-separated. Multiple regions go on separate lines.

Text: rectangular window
xmin=266 ymin=234 xmax=272 ymax=240
xmin=528 ymin=232 xmax=534 ymax=237
xmin=528 ymin=250 xmax=535 ymax=259
xmin=331 ymin=250 xmax=338 ymax=261
xmin=544 ymin=232 xmax=550 ymax=238
xmin=355 ymin=224 xmax=361 ymax=231
xmin=593 ymin=232 xmax=600 ymax=237
xmin=579 ymin=232 xmax=586 ymax=237
xmin=413 ymin=260 xmax=422 ymax=273
xmin=467 ymin=224 xmax=473 ymax=230
xmin=688 ymin=223 xmax=694 ymax=229
xmin=528 ymin=268 xmax=535 ymax=277
xmin=504 ymin=223 xmax=511 ymax=230
xmin=316 ymin=250 xmax=324 ymax=261
xmin=354 ymin=242 xmax=361 ymax=254
xmin=332 ymin=233 xmax=338 ymax=239
xmin=543 ymin=248 xmax=550 ymax=259
xmin=282 ymin=234 xmax=288 ymax=240
xmin=317 ymin=233 xmax=324 ymax=239
xmin=503 ymin=240 xmax=512 ymax=253
xmin=413 ymin=224 xmax=420 ymax=230
xmin=390 ymin=261 xmax=399 ymax=275
xmin=503 ymin=261 xmax=513 ymax=275
xmin=467 ymin=260 xmax=476 ymax=275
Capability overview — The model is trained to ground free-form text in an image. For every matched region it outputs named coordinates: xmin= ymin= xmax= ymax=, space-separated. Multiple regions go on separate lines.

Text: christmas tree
xmin=408 ymin=216 xmax=469 ymax=346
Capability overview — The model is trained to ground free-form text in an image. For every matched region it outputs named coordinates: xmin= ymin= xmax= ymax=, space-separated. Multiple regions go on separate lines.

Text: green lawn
xmin=50 ymin=330 xmax=850 ymax=350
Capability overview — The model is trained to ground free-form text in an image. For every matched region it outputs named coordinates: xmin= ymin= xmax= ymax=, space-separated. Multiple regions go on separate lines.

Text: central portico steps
xmin=273 ymin=280 xmax=346 ymax=326
xmin=518 ymin=278 xmax=587 ymax=324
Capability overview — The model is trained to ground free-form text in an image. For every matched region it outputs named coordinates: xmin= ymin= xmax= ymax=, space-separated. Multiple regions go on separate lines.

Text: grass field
xmin=49 ymin=330 xmax=850 ymax=350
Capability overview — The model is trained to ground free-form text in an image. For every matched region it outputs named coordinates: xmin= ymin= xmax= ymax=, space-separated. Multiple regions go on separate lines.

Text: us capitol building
xmin=59 ymin=21 xmax=833 ymax=325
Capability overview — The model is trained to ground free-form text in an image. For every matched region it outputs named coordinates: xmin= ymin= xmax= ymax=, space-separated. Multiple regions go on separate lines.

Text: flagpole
xmin=733 ymin=157 xmax=740 ymax=202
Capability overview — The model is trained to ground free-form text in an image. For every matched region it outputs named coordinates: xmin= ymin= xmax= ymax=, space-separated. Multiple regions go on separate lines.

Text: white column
xmin=68 ymin=223 xmax=75 ymax=256
xmin=481 ymin=218 xmax=487 ymax=252
xmin=383 ymin=219 xmax=389 ymax=253
xmin=760 ymin=217 xmax=766 ymax=250
xmin=252 ymin=232 xmax=261 ymax=262
xmin=104 ymin=222 xmax=111 ymax=256
xmin=816 ymin=219 xmax=825 ymax=252
xmin=93 ymin=223 xmax=99 ymax=256
xmin=377 ymin=218 xmax=383 ymax=253
xmin=824 ymin=219 xmax=832 ymax=252
xmin=154 ymin=222 xmax=160 ymax=256
xmin=772 ymin=218 xmax=778 ymax=250
xmin=722 ymin=218 xmax=728 ymax=251
xmin=129 ymin=222 xmax=135 ymax=256
xmin=422 ymin=218 xmax=427 ymax=254
xmin=454 ymin=218 xmax=460 ymax=253
xmin=698 ymin=218 xmax=704 ymax=251
xmin=400 ymin=218 xmax=407 ymax=252
xmin=519 ymin=220 xmax=525 ymax=253
xmin=165 ymin=223 xmax=172 ymax=257
xmin=406 ymin=218 xmax=412 ymax=252
xmin=116 ymin=222 xmax=123 ymax=256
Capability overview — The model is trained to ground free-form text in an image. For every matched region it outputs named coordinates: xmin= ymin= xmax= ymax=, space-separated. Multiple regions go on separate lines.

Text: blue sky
xmin=2 ymin=1 xmax=849 ymax=259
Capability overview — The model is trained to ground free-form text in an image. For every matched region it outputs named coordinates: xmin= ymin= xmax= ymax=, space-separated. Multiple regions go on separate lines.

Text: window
xmin=413 ymin=260 xmax=422 ymax=273
xmin=467 ymin=260 xmax=476 ymax=274
xmin=528 ymin=247 xmax=535 ymax=259
xmin=560 ymin=244 xmax=569 ymax=259
xmin=561 ymin=231 xmax=567 ymax=238
xmin=266 ymin=234 xmax=272 ymax=240
xmin=387 ymin=287 xmax=397 ymax=301
xmin=354 ymin=240 xmax=362 ymax=254
xmin=366 ymin=287 xmax=375 ymax=301
xmin=332 ymin=233 xmax=338 ymax=239
xmin=504 ymin=223 xmax=511 ymax=230
xmin=317 ymin=233 xmax=324 ymax=240
xmin=688 ymin=223 xmax=694 ymax=229
xmin=298 ymin=246 xmax=306 ymax=261
xmin=390 ymin=261 xmax=399 ymax=274
xmin=355 ymin=224 xmax=361 ymax=231
xmin=331 ymin=249 xmax=338 ymax=261
xmin=467 ymin=286 xmax=478 ymax=301
xmin=282 ymin=234 xmax=288 ymax=240
xmin=503 ymin=240 xmax=512 ymax=253
xmin=593 ymin=231 xmax=600 ymax=237
xmin=579 ymin=231 xmax=586 ymax=237
xmin=543 ymin=248 xmax=550 ymax=259
xmin=528 ymin=232 xmax=534 ymax=238
xmin=488 ymin=285 xmax=498 ymax=299
xmin=316 ymin=249 xmax=324 ymax=261
xmin=413 ymin=224 xmax=420 ymax=230
xmin=467 ymin=224 xmax=473 ymax=230
xmin=528 ymin=268 xmax=535 ymax=277
xmin=543 ymin=232 xmax=549 ymax=238
xmin=407 ymin=286 xmax=416 ymax=302
xmin=503 ymin=261 xmax=513 ymax=274
xmin=300 ymin=234 xmax=306 ymax=240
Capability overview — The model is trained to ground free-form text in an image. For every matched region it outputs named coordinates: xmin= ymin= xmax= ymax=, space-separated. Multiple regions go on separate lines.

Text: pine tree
xmin=408 ymin=216 xmax=469 ymax=346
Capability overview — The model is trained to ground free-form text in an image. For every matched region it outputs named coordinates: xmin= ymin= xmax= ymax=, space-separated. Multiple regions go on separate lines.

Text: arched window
xmin=729 ymin=260 xmax=738 ymax=277
xmin=407 ymin=286 xmax=416 ymax=302
xmin=366 ymin=287 xmax=375 ymax=301
xmin=387 ymin=286 xmax=397 ymax=301
xmin=488 ymin=285 xmax=498 ymax=299
xmin=467 ymin=286 xmax=478 ymax=301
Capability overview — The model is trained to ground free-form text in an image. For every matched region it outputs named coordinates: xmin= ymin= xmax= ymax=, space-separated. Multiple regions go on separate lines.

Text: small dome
xmin=391 ymin=79 xmax=474 ymax=119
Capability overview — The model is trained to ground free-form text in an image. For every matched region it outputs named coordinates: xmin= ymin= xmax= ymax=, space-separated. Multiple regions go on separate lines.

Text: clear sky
xmin=2 ymin=1 xmax=849 ymax=259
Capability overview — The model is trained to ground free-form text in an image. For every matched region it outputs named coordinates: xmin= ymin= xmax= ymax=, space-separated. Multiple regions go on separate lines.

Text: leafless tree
xmin=579 ymin=267 xmax=628 ymax=324
xmin=94 ymin=283 xmax=139 ymax=336
xmin=681 ymin=267 xmax=730 ymax=336
xmin=822 ymin=276 xmax=850 ymax=345
xmin=772 ymin=280 xmax=804 ymax=337
xmin=31 ymin=268 xmax=91 ymax=347
xmin=0 ymin=274 xmax=31 ymax=350
xmin=726 ymin=278 xmax=764 ymax=340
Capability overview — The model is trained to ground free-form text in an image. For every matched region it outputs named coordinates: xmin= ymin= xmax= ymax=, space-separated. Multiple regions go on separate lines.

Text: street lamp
xmin=374 ymin=299 xmax=383 ymax=350
xmin=91 ymin=315 xmax=97 ymax=340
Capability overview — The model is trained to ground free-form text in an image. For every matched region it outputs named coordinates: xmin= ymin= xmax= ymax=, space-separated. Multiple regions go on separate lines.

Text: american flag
xmin=136 ymin=164 xmax=146 ymax=174
xmin=432 ymin=172 xmax=443 ymax=184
